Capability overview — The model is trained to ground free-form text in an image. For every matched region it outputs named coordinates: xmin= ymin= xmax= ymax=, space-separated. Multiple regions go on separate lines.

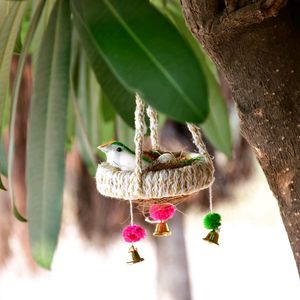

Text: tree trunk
xmin=181 ymin=0 xmax=300 ymax=274
xmin=155 ymin=213 xmax=192 ymax=300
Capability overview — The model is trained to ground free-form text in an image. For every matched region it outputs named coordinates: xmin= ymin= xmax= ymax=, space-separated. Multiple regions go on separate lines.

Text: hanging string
xmin=146 ymin=106 xmax=159 ymax=150
xmin=208 ymin=185 xmax=213 ymax=213
xmin=129 ymin=199 xmax=134 ymax=226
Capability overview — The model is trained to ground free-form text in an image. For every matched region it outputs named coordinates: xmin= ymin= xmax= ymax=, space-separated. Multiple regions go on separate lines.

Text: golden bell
xmin=127 ymin=245 xmax=144 ymax=264
xmin=153 ymin=221 xmax=172 ymax=237
xmin=203 ymin=230 xmax=219 ymax=245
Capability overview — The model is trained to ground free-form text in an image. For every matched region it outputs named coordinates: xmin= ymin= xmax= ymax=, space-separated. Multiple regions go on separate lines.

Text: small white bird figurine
xmin=97 ymin=141 xmax=153 ymax=171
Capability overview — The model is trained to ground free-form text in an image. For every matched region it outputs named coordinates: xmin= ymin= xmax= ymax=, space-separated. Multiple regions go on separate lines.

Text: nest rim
xmin=96 ymin=153 xmax=214 ymax=203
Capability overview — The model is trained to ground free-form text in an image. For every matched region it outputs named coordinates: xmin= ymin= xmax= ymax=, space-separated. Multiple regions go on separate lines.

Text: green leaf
xmin=71 ymin=0 xmax=208 ymax=125
xmin=116 ymin=115 xmax=135 ymax=151
xmin=14 ymin=32 xmax=23 ymax=55
xmin=31 ymin=1 xmax=56 ymax=72
xmin=13 ymin=3 xmax=32 ymax=55
xmin=0 ymin=1 xmax=27 ymax=135
xmin=71 ymin=82 xmax=97 ymax=174
xmin=96 ymin=94 xmax=116 ymax=161
xmin=0 ymin=138 xmax=8 ymax=177
xmin=201 ymin=73 xmax=232 ymax=157
xmin=13 ymin=204 xmax=27 ymax=222
xmin=101 ymin=98 xmax=116 ymax=137
xmin=159 ymin=0 xmax=232 ymax=156
xmin=8 ymin=0 xmax=46 ymax=223
xmin=101 ymin=93 xmax=115 ymax=123
xmin=26 ymin=0 xmax=71 ymax=269
xmin=71 ymin=1 xmax=135 ymax=128
xmin=0 ymin=175 xmax=6 ymax=191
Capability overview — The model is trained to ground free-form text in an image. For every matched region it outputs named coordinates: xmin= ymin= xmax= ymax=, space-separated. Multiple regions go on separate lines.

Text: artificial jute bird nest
xmin=96 ymin=94 xmax=214 ymax=206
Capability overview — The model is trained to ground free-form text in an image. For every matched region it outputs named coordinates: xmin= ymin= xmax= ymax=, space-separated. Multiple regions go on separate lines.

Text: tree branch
xmin=218 ymin=0 xmax=287 ymax=31
xmin=219 ymin=2 xmax=266 ymax=31
xmin=182 ymin=0 xmax=288 ymax=36
xmin=261 ymin=0 xmax=288 ymax=17
xmin=225 ymin=0 xmax=238 ymax=13
xmin=181 ymin=0 xmax=219 ymax=31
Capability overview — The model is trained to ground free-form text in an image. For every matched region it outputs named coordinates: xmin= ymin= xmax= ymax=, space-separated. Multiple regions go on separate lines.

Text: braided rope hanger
xmin=95 ymin=94 xmax=214 ymax=203
xmin=134 ymin=94 xmax=214 ymax=206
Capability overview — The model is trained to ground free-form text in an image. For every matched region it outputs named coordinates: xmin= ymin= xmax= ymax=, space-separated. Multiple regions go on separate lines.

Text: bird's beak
xmin=97 ymin=141 xmax=114 ymax=153
xmin=97 ymin=145 xmax=107 ymax=153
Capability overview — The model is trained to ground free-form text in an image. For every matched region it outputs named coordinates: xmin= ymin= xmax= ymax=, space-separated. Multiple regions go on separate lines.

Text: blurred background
xmin=0 ymin=1 xmax=299 ymax=299
xmin=0 ymin=56 xmax=299 ymax=299
xmin=0 ymin=144 xmax=299 ymax=299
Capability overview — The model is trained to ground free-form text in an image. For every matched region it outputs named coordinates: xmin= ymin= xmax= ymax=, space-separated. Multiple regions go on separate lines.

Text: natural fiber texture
xmin=146 ymin=106 xmax=159 ymax=150
xmin=134 ymin=94 xmax=145 ymax=197
xmin=95 ymin=94 xmax=214 ymax=204
xmin=187 ymin=123 xmax=207 ymax=157
xmin=96 ymin=159 xmax=213 ymax=201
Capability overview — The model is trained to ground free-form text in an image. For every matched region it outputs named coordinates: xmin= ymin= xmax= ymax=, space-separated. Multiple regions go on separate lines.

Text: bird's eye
xmin=116 ymin=147 xmax=122 ymax=152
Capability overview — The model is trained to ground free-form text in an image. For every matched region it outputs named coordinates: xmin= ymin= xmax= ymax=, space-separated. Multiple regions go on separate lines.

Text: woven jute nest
xmin=96 ymin=155 xmax=214 ymax=202
xmin=95 ymin=94 xmax=214 ymax=207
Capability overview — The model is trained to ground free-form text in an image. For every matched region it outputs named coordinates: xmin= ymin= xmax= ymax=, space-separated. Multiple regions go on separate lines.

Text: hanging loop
xmin=187 ymin=123 xmax=210 ymax=159
xmin=134 ymin=94 xmax=145 ymax=196
xmin=133 ymin=94 xmax=214 ymax=198
xmin=146 ymin=105 xmax=159 ymax=150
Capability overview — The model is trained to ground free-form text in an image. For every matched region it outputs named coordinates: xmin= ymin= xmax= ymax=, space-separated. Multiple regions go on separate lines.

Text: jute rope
xmin=134 ymin=94 xmax=145 ymax=197
xmin=186 ymin=123 xmax=207 ymax=157
xmin=186 ymin=123 xmax=215 ymax=211
xmin=95 ymin=93 xmax=214 ymax=204
xmin=146 ymin=106 xmax=159 ymax=150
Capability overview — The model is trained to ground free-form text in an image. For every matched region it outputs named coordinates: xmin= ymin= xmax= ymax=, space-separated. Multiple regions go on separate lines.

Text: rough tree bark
xmin=181 ymin=0 xmax=300 ymax=274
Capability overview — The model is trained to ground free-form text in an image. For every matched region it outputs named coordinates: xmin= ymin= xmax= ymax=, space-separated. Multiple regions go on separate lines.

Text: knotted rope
xmin=186 ymin=123 xmax=207 ymax=157
xmin=146 ymin=105 xmax=159 ymax=150
xmin=134 ymin=94 xmax=213 ymax=195
xmin=134 ymin=94 xmax=146 ymax=197
xmin=96 ymin=94 xmax=214 ymax=206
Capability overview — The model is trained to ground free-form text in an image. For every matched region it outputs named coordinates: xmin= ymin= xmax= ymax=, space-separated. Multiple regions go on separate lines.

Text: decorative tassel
xmin=149 ymin=203 xmax=176 ymax=237
xmin=122 ymin=224 xmax=146 ymax=243
xmin=203 ymin=212 xmax=222 ymax=245
xmin=122 ymin=224 xmax=146 ymax=264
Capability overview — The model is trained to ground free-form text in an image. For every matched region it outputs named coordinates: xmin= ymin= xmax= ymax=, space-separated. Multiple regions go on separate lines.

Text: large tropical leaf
xmin=71 ymin=1 xmax=135 ymax=128
xmin=0 ymin=1 xmax=27 ymax=134
xmin=26 ymin=0 xmax=71 ymax=269
xmin=159 ymin=0 xmax=232 ymax=156
xmin=8 ymin=0 xmax=46 ymax=222
xmin=116 ymin=116 xmax=135 ymax=151
xmin=71 ymin=0 xmax=208 ymax=125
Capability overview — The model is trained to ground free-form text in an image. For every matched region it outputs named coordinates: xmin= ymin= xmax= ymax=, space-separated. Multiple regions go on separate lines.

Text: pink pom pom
xmin=122 ymin=224 xmax=146 ymax=243
xmin=149 ymin=203 xmax=176 ymax=221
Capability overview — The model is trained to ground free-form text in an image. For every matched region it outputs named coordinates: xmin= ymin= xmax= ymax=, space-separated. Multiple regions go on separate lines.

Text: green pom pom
xmin=203 ymin=213 xmax=222 ymax=230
